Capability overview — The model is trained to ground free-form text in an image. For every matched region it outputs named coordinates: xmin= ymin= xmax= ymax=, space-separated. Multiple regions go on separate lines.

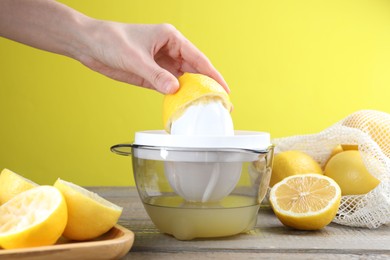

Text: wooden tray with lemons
xmin=0 ymin=169 xmax=134 ymax=259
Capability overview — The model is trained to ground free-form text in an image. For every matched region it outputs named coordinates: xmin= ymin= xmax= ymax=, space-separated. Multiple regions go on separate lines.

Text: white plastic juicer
xmin=111 ymin=130 xmax=273 ymax=240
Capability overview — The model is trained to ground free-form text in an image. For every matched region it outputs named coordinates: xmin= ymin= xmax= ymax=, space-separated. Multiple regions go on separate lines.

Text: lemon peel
xmin=0 ymin=168 xmax=38 ymax=205
xmin=54 ymin=178 xmax=123 ymax=241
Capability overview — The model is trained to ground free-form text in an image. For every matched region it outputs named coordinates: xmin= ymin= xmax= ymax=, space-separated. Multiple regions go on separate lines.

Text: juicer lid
xmin=133 ymin=130 xmax=271 ymax=150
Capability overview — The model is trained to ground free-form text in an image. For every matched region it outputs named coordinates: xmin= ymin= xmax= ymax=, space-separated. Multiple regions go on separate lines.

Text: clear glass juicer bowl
xmin=111 ymin=130 xmax=274 ymax=240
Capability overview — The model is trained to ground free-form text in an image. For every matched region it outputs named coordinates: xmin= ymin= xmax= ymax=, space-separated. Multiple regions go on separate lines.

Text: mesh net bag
xmin=272 ymin=110 xmax=390 ymax=228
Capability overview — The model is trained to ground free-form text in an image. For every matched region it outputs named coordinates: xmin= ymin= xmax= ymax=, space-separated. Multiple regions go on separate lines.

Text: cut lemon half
xmin=0 ymin=186 xmax=67 ymax=249
xmin=269 ymin=174 xmax=341 ymax=230
xmin=0 ymin=168 xmax=38 ymax=205
xmin=54 ymin=179 xmax=123 ymax=241
xmin=163 ymin=73 xmax=232 ymax=133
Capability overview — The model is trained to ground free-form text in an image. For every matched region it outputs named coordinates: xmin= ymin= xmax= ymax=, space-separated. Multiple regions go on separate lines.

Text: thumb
xmin=143 ymin=63 xmax=179 ymax=94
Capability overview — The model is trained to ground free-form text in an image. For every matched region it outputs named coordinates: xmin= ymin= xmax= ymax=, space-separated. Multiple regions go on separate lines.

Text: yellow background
xmin=1 ymin=0 xmax=390 ymax=186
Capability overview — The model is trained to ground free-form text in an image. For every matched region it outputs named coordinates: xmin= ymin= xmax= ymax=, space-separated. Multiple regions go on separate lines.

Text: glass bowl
xmin=111 ymin=130 xmax=273 ymax=240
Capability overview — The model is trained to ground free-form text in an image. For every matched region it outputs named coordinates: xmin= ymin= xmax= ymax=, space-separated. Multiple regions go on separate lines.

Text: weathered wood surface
xmin=91 ymin=186 xmax=390 ymax=260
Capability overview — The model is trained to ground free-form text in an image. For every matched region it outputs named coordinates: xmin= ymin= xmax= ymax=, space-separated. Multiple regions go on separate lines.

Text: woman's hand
xmin=77 ymin=22 xmax=229 ymax=94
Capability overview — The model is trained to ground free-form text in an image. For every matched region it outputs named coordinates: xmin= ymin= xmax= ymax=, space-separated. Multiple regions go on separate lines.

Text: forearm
xmin=0 ymin=0 xmax=93 ymax=59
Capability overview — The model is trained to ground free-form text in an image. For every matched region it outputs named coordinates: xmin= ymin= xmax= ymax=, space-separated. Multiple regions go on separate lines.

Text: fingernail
xmin=162 ymin=81 xmax=172 ymax=94
xmin=163 ymin=79 xmax=179 ymax=94
xmin=225 ymin=84 xmax=231 ymax=94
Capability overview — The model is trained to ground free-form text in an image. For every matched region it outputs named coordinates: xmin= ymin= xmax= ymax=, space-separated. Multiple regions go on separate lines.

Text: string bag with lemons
xmin=273 ymin=110 xmax=390 ymax=228
xmin=111 ymin=73 xmax=274 ymax=240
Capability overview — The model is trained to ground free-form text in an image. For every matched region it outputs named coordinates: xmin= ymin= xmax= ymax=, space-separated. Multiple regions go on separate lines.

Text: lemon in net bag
xmin=272 ymin=110 xmax=390 ymax=228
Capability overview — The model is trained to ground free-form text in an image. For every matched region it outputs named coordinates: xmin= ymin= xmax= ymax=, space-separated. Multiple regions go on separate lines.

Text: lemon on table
xmin=270 ymin=150 xmax=323 ymax=187
xmin=0 ymin=186 xmax=67 ymax=249
xmin=270 ymin=174 xmax=341 ymax=230
xmin=54 ymin=179 xmax=123 ymax=241
xmin=0 ymin=168 xmax=38 ymax=205
xmin=324 ymin=150 xmax=380 ymax=195
xmin=163 ymin=73 xmax=232 ymax=133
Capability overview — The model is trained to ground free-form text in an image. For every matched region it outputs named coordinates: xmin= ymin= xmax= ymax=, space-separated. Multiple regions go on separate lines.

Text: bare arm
xmin=0 ymin=0 xmax=229 ymax=94
xmin=0 ymin=0 xmax=90 ymax=58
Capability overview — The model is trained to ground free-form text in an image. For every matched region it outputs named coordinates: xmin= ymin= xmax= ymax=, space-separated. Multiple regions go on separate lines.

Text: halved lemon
xmin=0 ymin=168 xmax=38 ymax=205
xmin=269 ymin=174 xmax=341 ymax=230
xmin=163 ymin=73 xmax=232 ymax=133
xmin=0 ymin=186 xmax=67 ymax=249
xmin=54 ymin=179 xmax=123 ymax=241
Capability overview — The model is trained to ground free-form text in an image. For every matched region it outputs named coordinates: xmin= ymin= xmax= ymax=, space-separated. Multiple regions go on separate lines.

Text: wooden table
xmin=91 ymin=186 xmax=390 ymax=259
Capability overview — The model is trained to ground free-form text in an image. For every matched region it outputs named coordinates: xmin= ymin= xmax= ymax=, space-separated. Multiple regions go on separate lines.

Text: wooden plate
xmin=0 ymin=224 xmax=134 ymax=260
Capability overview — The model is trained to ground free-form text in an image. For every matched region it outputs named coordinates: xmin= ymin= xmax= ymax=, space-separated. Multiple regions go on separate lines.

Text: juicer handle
xmin=110 ymin=143 xmax=133 ymax=156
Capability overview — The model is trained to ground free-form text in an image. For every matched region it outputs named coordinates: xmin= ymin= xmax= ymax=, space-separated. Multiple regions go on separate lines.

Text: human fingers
xmin=157 ymin=25 xmax=230 ymax=93
xmin=158 ymin=51 xmax=229 ymax=93
xmin=79 ymin=55 xmax=164 ymax=92
xmin=134 ymin=56 xmax=180 ymax=94
xmin=178 ymin=39 xmax=230 ymax=93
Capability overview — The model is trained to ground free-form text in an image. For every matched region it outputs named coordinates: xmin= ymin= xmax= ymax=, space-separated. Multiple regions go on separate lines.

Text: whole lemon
xmin=270 ymin=150 xmax=323 ymax=187
xmin=323 ymin=144 xmax=358 ymax=169
xmin=324 ymin=150 xmax=380 ymax=195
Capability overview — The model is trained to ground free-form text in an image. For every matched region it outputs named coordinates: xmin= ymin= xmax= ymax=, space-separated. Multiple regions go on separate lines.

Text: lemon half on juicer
xmin=163 ymin=73 xmax=232 ymax=133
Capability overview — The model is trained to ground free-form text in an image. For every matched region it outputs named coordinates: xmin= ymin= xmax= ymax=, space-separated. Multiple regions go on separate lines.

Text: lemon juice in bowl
xmin=143 ymin=195 xmax=259 ymax=240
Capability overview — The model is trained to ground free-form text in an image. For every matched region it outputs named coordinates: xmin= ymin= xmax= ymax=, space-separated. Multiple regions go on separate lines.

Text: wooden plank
xmin=123 ymin=252 xmax=390 ymax=260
